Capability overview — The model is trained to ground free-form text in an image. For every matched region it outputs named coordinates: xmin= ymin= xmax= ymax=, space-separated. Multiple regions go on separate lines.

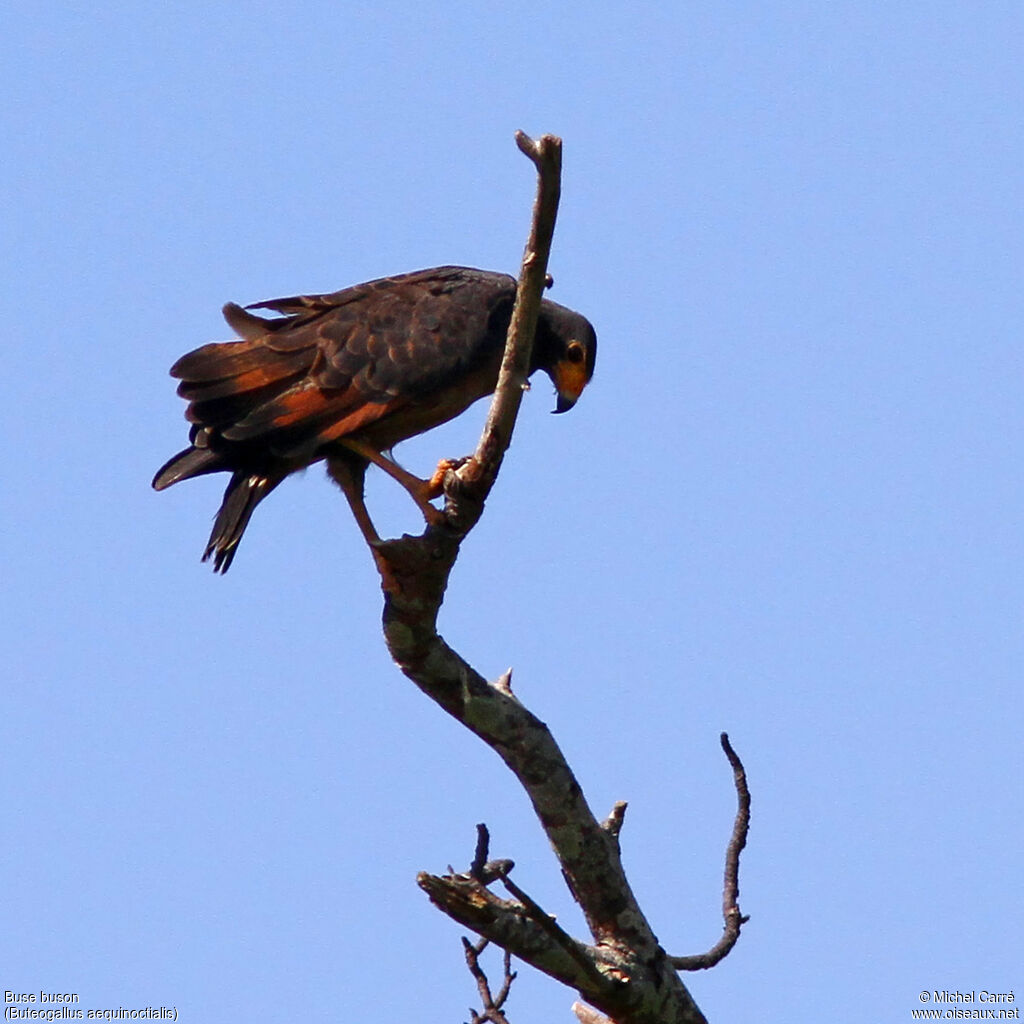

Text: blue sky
xmin=3 ymin=2 xmax=1021 ymax=1021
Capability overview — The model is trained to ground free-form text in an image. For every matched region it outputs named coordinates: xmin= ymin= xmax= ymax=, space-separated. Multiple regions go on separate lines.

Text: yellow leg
xmin=338 ymin=438 xmax=445 ymax=526
xmin=326 ymin=456 xmax=380 ymax=545
xmin=327 ymin=454 xmax=409 ymax=594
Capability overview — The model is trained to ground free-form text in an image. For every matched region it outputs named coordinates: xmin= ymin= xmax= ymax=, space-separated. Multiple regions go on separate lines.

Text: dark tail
xmin=203 ymin=472 xmax=280 ymax=573
xmin=152 ymin=446 xmax=222 ymax=491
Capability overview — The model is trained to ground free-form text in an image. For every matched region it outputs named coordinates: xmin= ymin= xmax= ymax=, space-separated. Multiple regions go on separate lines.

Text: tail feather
xmin=203 ymin=472 xmax=280 ymax=573
xmin=152 ymin=447 xmax=222 ymax=491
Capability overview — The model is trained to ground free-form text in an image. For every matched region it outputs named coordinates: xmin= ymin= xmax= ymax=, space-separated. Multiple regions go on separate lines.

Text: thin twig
xmin=499 ymin=872 xmax=608 ymax=990
xmin=671 ymin=733 xmax=751 ymax=970
xmin=463 ymin=936 xmax=516 ymax=1024
xmin=494 ymin=947 xmax=516 ymax=1007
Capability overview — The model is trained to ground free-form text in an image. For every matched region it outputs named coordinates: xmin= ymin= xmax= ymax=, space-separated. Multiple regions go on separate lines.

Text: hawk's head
xmin=533 ymin=299 xmax=598 ymax=413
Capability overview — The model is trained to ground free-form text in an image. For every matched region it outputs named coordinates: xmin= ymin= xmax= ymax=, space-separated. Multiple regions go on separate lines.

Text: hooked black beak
xmin=550 ymin=352 xmax=589 ymax=414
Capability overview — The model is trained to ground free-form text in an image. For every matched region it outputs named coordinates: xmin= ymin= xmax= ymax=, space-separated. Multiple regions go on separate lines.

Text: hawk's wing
xmin=170 ymin=266 xmax=516 ymax=461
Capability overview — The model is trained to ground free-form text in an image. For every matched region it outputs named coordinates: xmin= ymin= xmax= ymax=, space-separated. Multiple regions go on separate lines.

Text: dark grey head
xmin=532 ymin=298 xmax=598 ymax=413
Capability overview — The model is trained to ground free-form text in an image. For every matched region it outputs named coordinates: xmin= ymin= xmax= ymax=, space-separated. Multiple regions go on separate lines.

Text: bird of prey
xmin=153 ymin=265 xmax=597 ymax=572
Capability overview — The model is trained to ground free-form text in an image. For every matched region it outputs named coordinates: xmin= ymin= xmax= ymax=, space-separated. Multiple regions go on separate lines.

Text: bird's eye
xmin=566 ymin=341 xmax=585 ymax=364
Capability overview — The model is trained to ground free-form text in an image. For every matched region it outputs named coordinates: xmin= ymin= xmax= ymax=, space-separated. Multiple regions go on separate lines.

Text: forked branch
xmin=463 ymin=937 xmax=516 ymax=1024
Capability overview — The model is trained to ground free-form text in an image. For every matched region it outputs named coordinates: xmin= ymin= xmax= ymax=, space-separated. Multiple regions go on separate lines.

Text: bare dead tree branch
xmin=671 ymin=733 xmax=752 ymax=971
xmin=361 ymin=132 xmax=743 ymax=1024
xmin=498 ymin=870 xmax=610 ymax=992
xmin=462 ymin=824 xmax=514 ymax=885
xmin=493 ymin=946 xmax=516 ymax=1010
xmin=463 ymin=937 xmax=516 ymax=1024
xmin=418 ymin=869 xmax=604 ymax=996
xmin=471 ymin=823 xmax=491 ymax=882
xmin=457 ymin=130 xmax=562 ymax=497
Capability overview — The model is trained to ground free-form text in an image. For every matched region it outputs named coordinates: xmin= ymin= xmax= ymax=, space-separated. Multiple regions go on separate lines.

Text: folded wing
xmin=167 ymin=266 xmax=516 ymax=466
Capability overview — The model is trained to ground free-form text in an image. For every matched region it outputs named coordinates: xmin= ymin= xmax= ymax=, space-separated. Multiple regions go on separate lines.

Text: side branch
xmin=417 ymin=869 xmax=610 ymax=997
xmin=462 ymin=937 xmax=516 ymax=1024
xmin=671 ymin=733 xmax=751 ymax=971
